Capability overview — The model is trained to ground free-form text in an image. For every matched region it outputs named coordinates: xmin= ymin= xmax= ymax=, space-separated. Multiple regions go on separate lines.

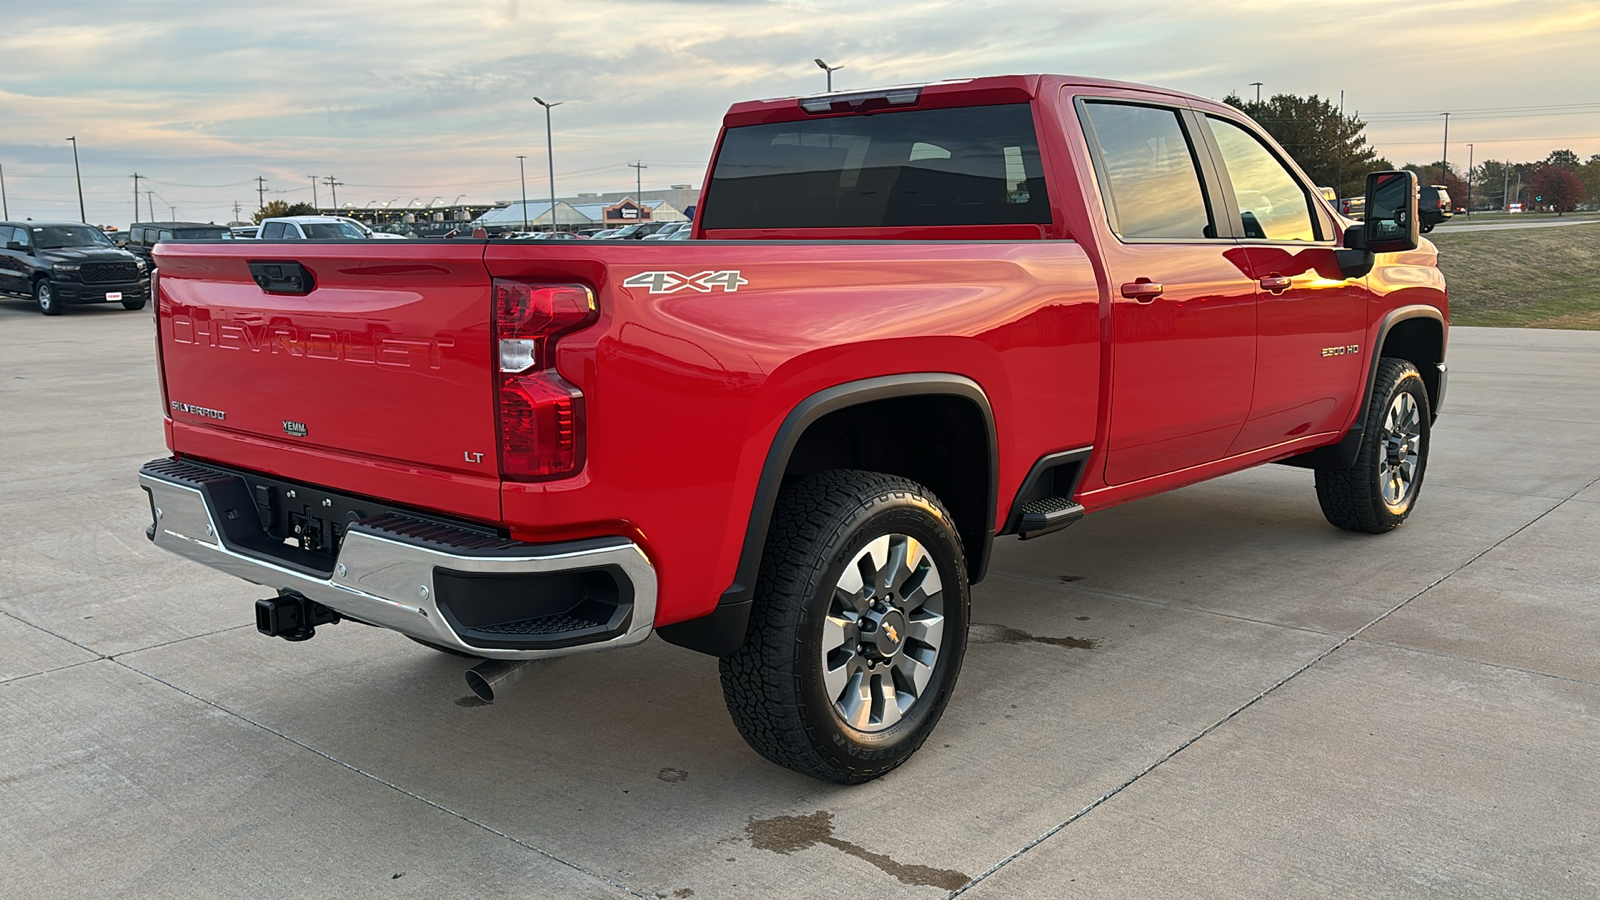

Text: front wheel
xmin=35 ymin=280 xmax=60 ymax=316
xmin=1315 ymin=358 xmax=1432 ymax=533
xmin=122 ymin=297 xmax=148 ymax=311
xmin=719 ymin=470 xmax=970 ymax=783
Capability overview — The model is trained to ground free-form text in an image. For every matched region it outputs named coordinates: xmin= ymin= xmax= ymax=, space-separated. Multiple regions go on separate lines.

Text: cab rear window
xmin=702 ymin=104 xmax=1050 ymax=229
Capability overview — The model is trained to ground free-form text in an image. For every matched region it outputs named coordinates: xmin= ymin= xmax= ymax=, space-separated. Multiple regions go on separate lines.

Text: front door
xmin=1197 ymin=114 xmax=1369 ymax=453
xmin=1078 ymin=99 xmax=1259 ymax=486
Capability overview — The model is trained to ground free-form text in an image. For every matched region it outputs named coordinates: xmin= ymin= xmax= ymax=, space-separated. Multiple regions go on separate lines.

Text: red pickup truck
xmin=141 ymin=75 xmax=1447 ymax=783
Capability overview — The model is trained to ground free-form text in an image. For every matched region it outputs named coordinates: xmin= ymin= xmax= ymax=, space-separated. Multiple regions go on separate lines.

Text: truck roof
xmin=723 ymin=74 xmax=1213 ymax=127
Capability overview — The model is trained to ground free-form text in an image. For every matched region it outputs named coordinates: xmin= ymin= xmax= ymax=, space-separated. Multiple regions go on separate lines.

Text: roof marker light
xmin=799 ymin=87 xmax=922 ymax=114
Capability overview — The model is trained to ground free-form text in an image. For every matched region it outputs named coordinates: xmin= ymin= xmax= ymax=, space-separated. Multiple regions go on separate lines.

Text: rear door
xmin=1076 ymin=97 xmax=1258 ymax=485
xmin=154 ymin=241 xmax=502 ymax=521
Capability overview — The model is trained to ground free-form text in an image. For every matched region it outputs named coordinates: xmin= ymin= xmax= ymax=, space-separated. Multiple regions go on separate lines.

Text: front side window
xmin=1207 ymin=116 xmax=1318 ymax=242
xmin=1081 ymin=102 xmax=1214 ymax=240
xmin=703 ymin=103 xmax=1050 ymax=229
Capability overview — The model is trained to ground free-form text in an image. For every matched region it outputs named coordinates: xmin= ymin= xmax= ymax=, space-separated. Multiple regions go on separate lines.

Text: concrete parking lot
xmin=2 ymin=300 xmax=1596 ymax=899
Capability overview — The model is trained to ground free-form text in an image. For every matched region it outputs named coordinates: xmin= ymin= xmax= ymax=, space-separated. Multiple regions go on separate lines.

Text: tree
xmin=253 ymin=200 xmax=316 ymax=224
xmin=1577 ymin=154 xmax=1600 ymax=207
xmin=1223 ymin=92 xmax=1385 ymax=198
xmin=1527 ymin=165 xmax=1584 ymax=214
xmin=1544 ymin=149 xmax=1581 ymax=171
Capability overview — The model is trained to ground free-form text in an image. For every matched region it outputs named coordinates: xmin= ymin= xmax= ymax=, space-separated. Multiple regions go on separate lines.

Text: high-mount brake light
xmin=798 ymin=87 xmax=922 ymax=114
xmin=492 ymin=281 xmax=597 ymax=480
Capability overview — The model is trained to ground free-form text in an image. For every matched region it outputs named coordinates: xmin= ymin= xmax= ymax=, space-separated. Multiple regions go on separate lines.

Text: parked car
xmin=122 ymin=222 xmax=233 ymax=263
xmin=608 ymin=222 xmax=671 ymax=239
xmin=641 ymin=222 xmax=689 ymax=240
xmin=140 ymin=74 xmax=1445 ymax=783
xmin=1340 ymin=196 xmax=1366 ymax=220
xmin=1418 ymin=185 xmax=1453 ymax=232
xmin=257 ymin=216 xmax=407 ymax=240
xmin=229 ymin=225 xmax=260 ymax=240
xmin=588 ymin=228 xmax=622 ymax=239
xmin=0 ymin=221 xmax=150 ymax=314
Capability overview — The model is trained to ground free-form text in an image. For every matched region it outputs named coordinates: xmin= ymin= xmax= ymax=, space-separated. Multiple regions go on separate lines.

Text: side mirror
xmin=1361 ymin=170 xmax=1420 ymax=254
xmin=4 ymin=241 xmax=25 ymax=252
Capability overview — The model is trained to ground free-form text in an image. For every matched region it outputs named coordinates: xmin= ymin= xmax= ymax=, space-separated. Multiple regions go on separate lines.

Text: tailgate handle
xmin=249 ymin=260 xmax=316 ymax=295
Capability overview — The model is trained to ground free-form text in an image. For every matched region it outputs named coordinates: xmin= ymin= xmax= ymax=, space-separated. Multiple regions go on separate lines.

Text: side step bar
xmin=1017 ymin=498 xmax=1085 ymax=540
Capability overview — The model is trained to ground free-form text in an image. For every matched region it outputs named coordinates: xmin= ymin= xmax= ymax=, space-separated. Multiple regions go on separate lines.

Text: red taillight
xmin=492 ymin=281 xmax=597 ymax=480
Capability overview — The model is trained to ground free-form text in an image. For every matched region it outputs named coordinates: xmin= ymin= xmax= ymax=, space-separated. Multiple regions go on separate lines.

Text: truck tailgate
xmin=154 ymin=242 xmax=502 ymax=523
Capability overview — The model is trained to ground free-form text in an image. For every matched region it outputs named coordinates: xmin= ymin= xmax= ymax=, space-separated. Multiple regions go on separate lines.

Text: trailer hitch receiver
xmin=256 ymin=589 xmax=341 ymax=642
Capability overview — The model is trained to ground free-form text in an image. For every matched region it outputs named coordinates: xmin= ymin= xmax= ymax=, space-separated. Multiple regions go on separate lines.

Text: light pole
xmin=628 ymin=160 xmax=648 ymax=201
xmin=1 ymin=162 xmax=8 ymax=219
xmin=308 ymin=176 xmax=319 ymax=210
xmin=517 ymin=155 xmax=529 ymax=231
xmin=67 ymin=136 xmax=85 ymax=222
xmin=1439 ymin=112 xmax=1450 ymax=184
xmin=1465 ymin=143 xmax=1473 ymax=216
xmin=132 ymin=173 xmax=142 ymax=223
xmin=815 ymin=58 xmax=843 ymax=92
xmin=533 ymin=96 xmax=563 ymax=232
xmin=1249 ymin=82 xmax=1263 ymax=103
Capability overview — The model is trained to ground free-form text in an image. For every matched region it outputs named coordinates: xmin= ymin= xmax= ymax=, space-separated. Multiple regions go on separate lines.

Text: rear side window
xmin=259 ymin=222 xmax=285 ymax=240
xmin=1206 ymin=116 xmax=1318 ymax=242
xmin=702 ymin=103 xmax=1050 ymax=229
xmin=173 ymin=228 xmax=227 ymax=239
xmin=1081 ymin=102 xmax=1214 ymax=240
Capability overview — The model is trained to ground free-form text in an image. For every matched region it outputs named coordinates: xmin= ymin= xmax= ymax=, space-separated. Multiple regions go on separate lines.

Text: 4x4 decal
xmin=622 ymin=270 xmax=748 ymax=294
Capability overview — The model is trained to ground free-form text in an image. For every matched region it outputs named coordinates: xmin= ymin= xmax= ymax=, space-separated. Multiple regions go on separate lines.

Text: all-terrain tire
xmin=719 ymin=469 xmax=970 ymax=783
xmin=1315 ymin=358 xmax=1432 ymax=533
xmin=122 ymin=297 xmax=148 ymax=311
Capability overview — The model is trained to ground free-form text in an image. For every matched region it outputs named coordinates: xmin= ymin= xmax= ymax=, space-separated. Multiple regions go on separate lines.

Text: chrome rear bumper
xmin=138 ymin=458 xmax=656 ymax=660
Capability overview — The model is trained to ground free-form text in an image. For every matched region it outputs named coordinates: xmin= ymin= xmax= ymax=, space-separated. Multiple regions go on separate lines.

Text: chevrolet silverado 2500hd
xmin=140 ymin=75 xmax=1447 ymax=783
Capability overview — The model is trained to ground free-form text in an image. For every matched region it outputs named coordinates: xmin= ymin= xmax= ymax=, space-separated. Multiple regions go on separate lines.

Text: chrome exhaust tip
xmin=464 ymin=658 xmax=539 ymax=703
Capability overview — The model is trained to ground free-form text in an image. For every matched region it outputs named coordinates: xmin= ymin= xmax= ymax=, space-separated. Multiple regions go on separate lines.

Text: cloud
xmin=2 ymin=0 xmax=1597 ymax=223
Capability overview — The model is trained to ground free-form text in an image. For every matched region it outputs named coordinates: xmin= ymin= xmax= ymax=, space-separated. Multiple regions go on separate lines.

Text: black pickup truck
xmin=0 ymin=222 xmax=151 ymax=315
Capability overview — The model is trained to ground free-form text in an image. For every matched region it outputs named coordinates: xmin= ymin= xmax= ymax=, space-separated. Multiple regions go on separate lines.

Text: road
xmin=1430 ymin=214 xmax=1600 ymax=233
xmin=2 ymin=301 xmax=1597 ymax=899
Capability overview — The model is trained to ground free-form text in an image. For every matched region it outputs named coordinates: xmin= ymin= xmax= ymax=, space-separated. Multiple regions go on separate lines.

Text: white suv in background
xmin=256 ymin=216 xmax=409 ymax=240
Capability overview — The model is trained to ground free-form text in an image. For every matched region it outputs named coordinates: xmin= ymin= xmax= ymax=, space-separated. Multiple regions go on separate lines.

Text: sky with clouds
xmin=3 ymin=0 xmax=1597 ymax=225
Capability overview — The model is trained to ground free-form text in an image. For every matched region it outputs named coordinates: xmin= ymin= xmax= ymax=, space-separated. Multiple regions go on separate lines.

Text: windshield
xmin=32 ymin=225 xmax=116 ymax=249
xmin=173 ymin=228 xmax=229 ymax=239
xmin=301 ymin=222 xmax=367 ymax=239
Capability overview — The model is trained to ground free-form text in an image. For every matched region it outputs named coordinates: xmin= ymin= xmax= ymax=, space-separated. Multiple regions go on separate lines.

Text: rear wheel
xmin=35 ymin=280 xmax=60 ymax=316
xmin=1315 ymin=358 xmax=1431 ymax=533
xmin=719 ymin=470 xmax=970 ymax=783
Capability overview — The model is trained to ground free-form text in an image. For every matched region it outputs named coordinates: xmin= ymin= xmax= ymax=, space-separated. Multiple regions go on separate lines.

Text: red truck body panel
xmin=151 ymin=73 xmax=1446 ymax=635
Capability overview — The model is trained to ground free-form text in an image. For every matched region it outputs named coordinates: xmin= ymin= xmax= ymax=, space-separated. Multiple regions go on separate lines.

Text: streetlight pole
xmin=67 ymin=136 xmax=86 ymax=222
xmin=533 ymin=97 xmax=563 ymax=232
xmin=814 ymin=58 xmax=843 ymax=92
xmin=0 ymin=162 xmax=8 ymax=219
xmin=517 ymin=155 xmax=529 ymax=231
xmin=1249 ymin=82 xmax=1264 ymax=103
xmin=1439 ymin=112 xmax=1450 ymax=184
xmin=1465 ymin=143 xmax=1473 ymax=216
xmin=308 ymin=176 xmax=319 ymax=211
xmin=132 ymin=173 xmax=142 ymax=223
